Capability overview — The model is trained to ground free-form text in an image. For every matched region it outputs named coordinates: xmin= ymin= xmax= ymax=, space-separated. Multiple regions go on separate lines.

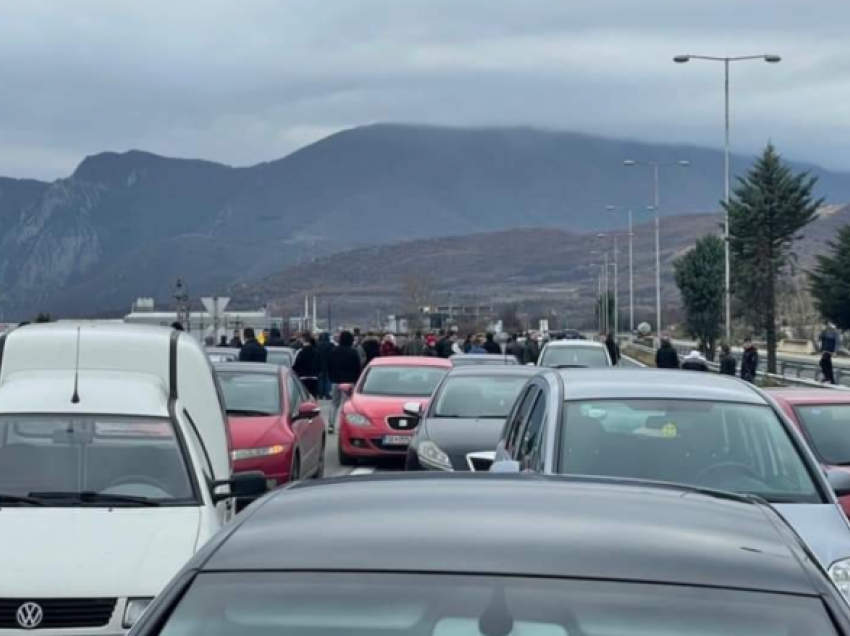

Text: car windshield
xmin=157 ymin=572 xmax=836 ymax=636
xmin=218 ymin=372 xmax=281 ymax=416
xmin=267 ymin=350 xmax=294 ymax=367
xmin=434 ymin=376 xmax=528 ymax=419
xmin=361 ymin=366 xmax=448 ymax=397
xmin=0 ymin=415 xmax=194 ymax=505
xmin=795 ymin=404 xmax=850 ymax=465
xmin=540 ymin=346 xmax=609 ymax=368
xmin=452 ymin=357 xmax=517 ymax=367
xmin=559 ymin=399 xmax=820 ymax=504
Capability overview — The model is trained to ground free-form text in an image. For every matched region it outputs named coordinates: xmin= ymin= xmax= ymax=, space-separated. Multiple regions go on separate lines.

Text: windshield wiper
xmin=0 ymin=493 xmax=45 ymax=506
xmin=29 ymin=491 xmax=161 ymax=507
xmin=227 ymin=409 xmax=276 ymax=417
xmin=554 ymin=364 xmax=588 ymax=369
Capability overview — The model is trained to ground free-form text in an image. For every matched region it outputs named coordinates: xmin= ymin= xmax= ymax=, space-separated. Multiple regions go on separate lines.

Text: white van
xmin=0 ymin=323 xmax=265 ymax=634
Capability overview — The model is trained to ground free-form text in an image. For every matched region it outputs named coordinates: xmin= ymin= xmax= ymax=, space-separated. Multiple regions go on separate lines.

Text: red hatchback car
xmin=216 ymin=362 xmax=327 ymax=486
xmin=338 ymin=357 xmax=452 ymax=465
xmin=770 ymin=389 xmax=850 ymax=515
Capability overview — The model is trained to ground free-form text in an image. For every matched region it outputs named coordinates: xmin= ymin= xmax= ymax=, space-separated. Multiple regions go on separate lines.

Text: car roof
xmin=367 ymin=356 xmax=452 ymax=368
xmin=545 ymin=340 xmax=605 ymax=348
xmin=767 ymin=388 xmax=850 ymax=405
xmin=556 ymin=368 xmax=766 ymax=404
xmin=203 ymin=474 xmax=820 ymax=595
xmin=265 ymin=347 xmax=294 ymax=353
xmin=446 ymin=365 xmax=539 ymax=378
xmin=214 ymin=362 xmax=282 ymax=375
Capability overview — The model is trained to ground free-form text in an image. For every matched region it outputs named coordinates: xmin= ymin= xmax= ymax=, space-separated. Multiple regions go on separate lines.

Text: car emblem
xmin=17 ymin=602 xmax=44 ymax=629
xmin=399 ymin=420 xmax=408 ymax=427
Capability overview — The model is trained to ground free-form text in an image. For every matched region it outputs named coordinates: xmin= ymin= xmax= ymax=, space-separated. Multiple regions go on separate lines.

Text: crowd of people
xmin=655 ymin=335 xmax=760 ymax=381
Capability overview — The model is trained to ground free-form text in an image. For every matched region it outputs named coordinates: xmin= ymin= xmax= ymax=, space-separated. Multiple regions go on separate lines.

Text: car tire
xmin=314 ymin=436 xmax=326 ymax=479
xmin=337 ymin=435 xmax=358 ymax=466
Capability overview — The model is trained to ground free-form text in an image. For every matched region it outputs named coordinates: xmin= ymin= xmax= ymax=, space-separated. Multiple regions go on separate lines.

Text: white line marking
xmin=349 ymin=467 xmax=377 ymax=476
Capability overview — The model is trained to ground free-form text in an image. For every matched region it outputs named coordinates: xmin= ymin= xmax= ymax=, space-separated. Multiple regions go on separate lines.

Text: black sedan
xmin=405 ymin=366 xmax=537 ymax=472
xmin=128 ymin=474 xmax=850 ymax=636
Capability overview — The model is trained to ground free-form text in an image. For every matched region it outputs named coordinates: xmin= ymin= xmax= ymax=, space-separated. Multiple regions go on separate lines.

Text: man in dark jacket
xmin=605 ymin=333 xmax=621 ymax=366
xmin=523 ymin=335 xmax=540 ymax=365
xmin=293 ymin=333 xmax=321 ymax=396
xmin=230 ymin=330 xmax=243 ymax=349
xmin=820 ymin=323 xmax=839 ymax=385
xmin=403 ymin=331 xmax=426 ymax=356
xmin=483 ymin=332 xmax=502 ymax=355
xmin=507 ymin=335 xmax=524 ymax=364
xmin=719 ymin=344 xmax=737 ymax=376
xmin=266 ymin=327 xmax=287 ymax=347
xmin=328 ymin=331 xmax=363 ymax=433
xmin=655 ymin=338 xmax=679 ymax=369
xmin=361 ymin=333 xmax=381 ymax=363
xmin=740 ymin=340 xmax=759 ymax=383
xmin=317 ymin=332 xmax=335 ymax=398
xmin=239 ymin=328 xmax=267 ymax=363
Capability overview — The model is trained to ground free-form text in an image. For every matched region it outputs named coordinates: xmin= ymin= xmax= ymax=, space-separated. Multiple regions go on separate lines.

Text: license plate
xmin=383 ymin=435 xmax=411 ymax=446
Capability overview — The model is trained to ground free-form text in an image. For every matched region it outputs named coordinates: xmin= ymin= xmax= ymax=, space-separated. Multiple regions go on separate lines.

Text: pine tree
xmin=674 ymin=235 xmax=725 ymax=360
xmin=726 ymin=144 xmax=822 ymax=373
xmin=810 ymin=224 xmax=850 ymax=330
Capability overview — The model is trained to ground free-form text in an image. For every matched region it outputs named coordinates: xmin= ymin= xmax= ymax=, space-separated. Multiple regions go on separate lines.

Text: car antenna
xmin=71 ymin=327 xmax=81 ymax=404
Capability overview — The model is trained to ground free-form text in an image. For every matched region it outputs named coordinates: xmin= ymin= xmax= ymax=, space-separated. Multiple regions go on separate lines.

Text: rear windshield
xmin=540 ymin=346 xmax=609 ymax=368
xmin=361 ymin=366 xmax=448 ymax=397
xmin=158 ymin=572 xmax=837 ymax=636
xmin=452 ymin=357 xmax=518 ymax=366
xmin=434 ymin=376 xmax=528 ymax=418
xmin=795 ymin=404 xmax=850 ymax=465
xmin=218 ymin=372 xmax=282 ymax=416
xmin=559 ymin=399 xmax=820 ymax=504
xmin=267 ymin=350 xmax=294 ymax=367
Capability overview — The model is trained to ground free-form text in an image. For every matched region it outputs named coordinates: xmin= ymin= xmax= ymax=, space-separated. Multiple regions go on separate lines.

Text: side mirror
xmin=213 ymin=471 xmax=268 ymax=504
xmin=490 ymin=460 xmax=521 ymax=474
xmin=338 ymin=383 xmax=353 ymax=395
xmin=828 ymin=470 xmax=850 ymax=498
xmin=403 ymin=402 xmax=423 ymax=418
xmin=296 ymin=401 xmax=322 ymax=421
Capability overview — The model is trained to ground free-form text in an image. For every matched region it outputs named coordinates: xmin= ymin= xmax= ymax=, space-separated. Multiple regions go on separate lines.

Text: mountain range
xmin=1 ymin=124 xmax=849 ymax=320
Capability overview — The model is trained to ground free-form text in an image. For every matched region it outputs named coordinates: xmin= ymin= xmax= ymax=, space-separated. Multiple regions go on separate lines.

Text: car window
xmin=287 ymin=375 xmax=304 ymax=417
xmin=158 ymin=571 xmax=838 ymax=636
xmin=794 ymin=405 xmax=850 ymax=465
xmin=539 ymin=346 xmax=609 ymax=368
xmin=433 ymin=376 xmax=528 ymax=419
xmin=360 ymin=366 xmax=448 ymax=397
xmin=558 ymin=399 xmax=820 ymax=503
xmin=0 ymin=415 xmax=195 ymax=504
xmin=504 ymin=387 xmax=539 ymax=457
xmin=217 ymin=372 xmax=282 ymax=416
xmin=518 ymin=393 xmax=547 ymax=467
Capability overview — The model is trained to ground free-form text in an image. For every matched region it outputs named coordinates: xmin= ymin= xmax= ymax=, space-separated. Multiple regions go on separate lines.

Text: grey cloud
xmin=0 ymin=0 xmax=848 ymax=179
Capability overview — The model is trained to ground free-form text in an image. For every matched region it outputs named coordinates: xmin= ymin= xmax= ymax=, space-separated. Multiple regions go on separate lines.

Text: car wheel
xmin=291 ymin=452 xmax=301 ymax=482
xmin=337 ymin=434 xmax=357 ymax=466
xmin=314 ymin=436 xmax=326 ymax=479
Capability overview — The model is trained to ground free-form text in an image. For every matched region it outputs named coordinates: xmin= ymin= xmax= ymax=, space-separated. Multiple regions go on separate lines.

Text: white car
xmin=537 ymin=340 xmax=613 ymax=368
xmin=0 ymin=323 xmax=265 ymax=634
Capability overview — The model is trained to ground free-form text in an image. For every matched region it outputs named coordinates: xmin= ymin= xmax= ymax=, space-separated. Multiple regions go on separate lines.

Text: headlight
xmin=230 ymin=445 xmax=288 ymax=461
xmin=830 ymin=559 xmax=850 ymax=599
xmin=123 ymin=597 xmax=154 ymax=628
xmin=418 ymin=441 xmax=454 ymax=471
xmin=345 ymin=413 xmax=370 ymax=427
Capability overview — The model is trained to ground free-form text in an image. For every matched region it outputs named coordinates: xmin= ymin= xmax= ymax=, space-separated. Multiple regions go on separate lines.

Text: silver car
xmin=492 ymin=368 xmax=850 ymax=599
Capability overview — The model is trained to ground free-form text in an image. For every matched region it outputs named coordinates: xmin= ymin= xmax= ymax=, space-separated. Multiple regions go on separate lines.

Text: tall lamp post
xmin=598 ymin=233 xmax=624 ymax=336
xmin=623 ymin=159 xmax=690 ymax=336
xmin=607 ymin=206 xmax=635 ymax=333
xmin=673 ymin=54 xmax=781 ymax=342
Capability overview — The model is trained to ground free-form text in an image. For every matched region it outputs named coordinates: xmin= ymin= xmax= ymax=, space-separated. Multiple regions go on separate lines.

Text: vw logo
xmin=16 ymin=602 xmax=43 ymax=629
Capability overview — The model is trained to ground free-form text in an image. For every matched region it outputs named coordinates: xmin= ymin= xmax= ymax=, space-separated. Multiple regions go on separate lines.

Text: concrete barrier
xmin=779 ymin=339 xmax=817 ymax=355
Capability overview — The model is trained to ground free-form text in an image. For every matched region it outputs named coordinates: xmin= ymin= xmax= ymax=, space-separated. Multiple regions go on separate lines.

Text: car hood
xmin=423 ymin=417 xmax=506 ymax=453
xmin=350 ymin=394 xmax=429 ymax=420
xmin=229 ymin=415 xmax=283 ymax=449
xmin=0 ymin=507 xmax=201 ymax=597
xmin=775 ymin=503 xmax=850 ymax=567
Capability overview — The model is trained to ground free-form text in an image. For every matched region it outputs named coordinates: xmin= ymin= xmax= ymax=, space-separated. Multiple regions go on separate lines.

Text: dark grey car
xmin=129 ymin=474 xmax=850 ymax=636
xmin=492 ymin=368 xmax=850 ymax=599
xmin=406 ymin=366 xmax=537 ymax=472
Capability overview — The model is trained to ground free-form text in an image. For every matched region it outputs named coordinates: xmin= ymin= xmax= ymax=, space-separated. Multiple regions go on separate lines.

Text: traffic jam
xmin=3 ymin=323 xmax=850 ymax=635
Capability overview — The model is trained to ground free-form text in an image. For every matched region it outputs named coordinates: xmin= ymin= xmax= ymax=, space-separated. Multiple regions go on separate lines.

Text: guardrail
xmin=624 ymin=342 xmax=849 ymax=390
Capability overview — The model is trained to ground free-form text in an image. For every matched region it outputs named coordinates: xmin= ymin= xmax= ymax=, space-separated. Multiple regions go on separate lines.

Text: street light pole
xmin=607 ymin=206 xmax=635 ymax=333
xmin=674 ymin=53 xmax=781 ymax=342
xmin=613 ymin=236 xmax=620 ymax=336
xmin=623 ymin=159 xmax=689 ymax=336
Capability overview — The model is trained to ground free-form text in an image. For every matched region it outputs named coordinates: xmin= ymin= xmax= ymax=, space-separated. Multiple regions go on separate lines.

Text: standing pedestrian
xmin=719 ymin=344 xmax=737 ymax=376
xmin=604 ymin=333 xmax=621 ymax=366
xmin=469 ymin=335 xmax=488 ymax=354
xmin=681 ymin=350 xmax=709 ymax=372
xmin=523 ymin=333 xmax=541 ymax=365
xmin=361 ymin=332 xmax=381 ymax=363
xmin=238 ymin=328 xmax=267 ymax=362
xmin=421 ymin=334 xmax=439 ymax=357
xmin=317 ymin=332 xmax=335 ymax=399
xmin=292 ymin=333 xmax=321 ymax=397
xmin=403 ymin=331 xmax=425 ymax=356
xmin=820 ymin=323 xmax=840 ymax=385
xmin=327 ymin=331 xmax=363 ymax=433
xmin=483 ymin=333 xmax=502 ymax=355
xmin=655 ymin=337 xmax=680 ymax=369
xmin=219 ymin=335 xmax=229 ymax=347
xmin=507 ymin=334 xmax=524 ymax=364
xmin=436 ymin=330 xmax=452 ymax=358
xmin=229 ymin=330 xmax=243 ymax=349
xmin=463 ymin=335 xmax=473 ymax=354
xmin=266 ymin=327 xmax=287 ymax=347
xmin=740 ymin=339 xmax=759 ymax=384
xmin=381 ymin=334 xmax=400 ymax=357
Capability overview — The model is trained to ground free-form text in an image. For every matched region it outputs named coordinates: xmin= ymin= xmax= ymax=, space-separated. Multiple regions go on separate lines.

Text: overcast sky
xmin=1 ymin=0 xmax=849 ymax=180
